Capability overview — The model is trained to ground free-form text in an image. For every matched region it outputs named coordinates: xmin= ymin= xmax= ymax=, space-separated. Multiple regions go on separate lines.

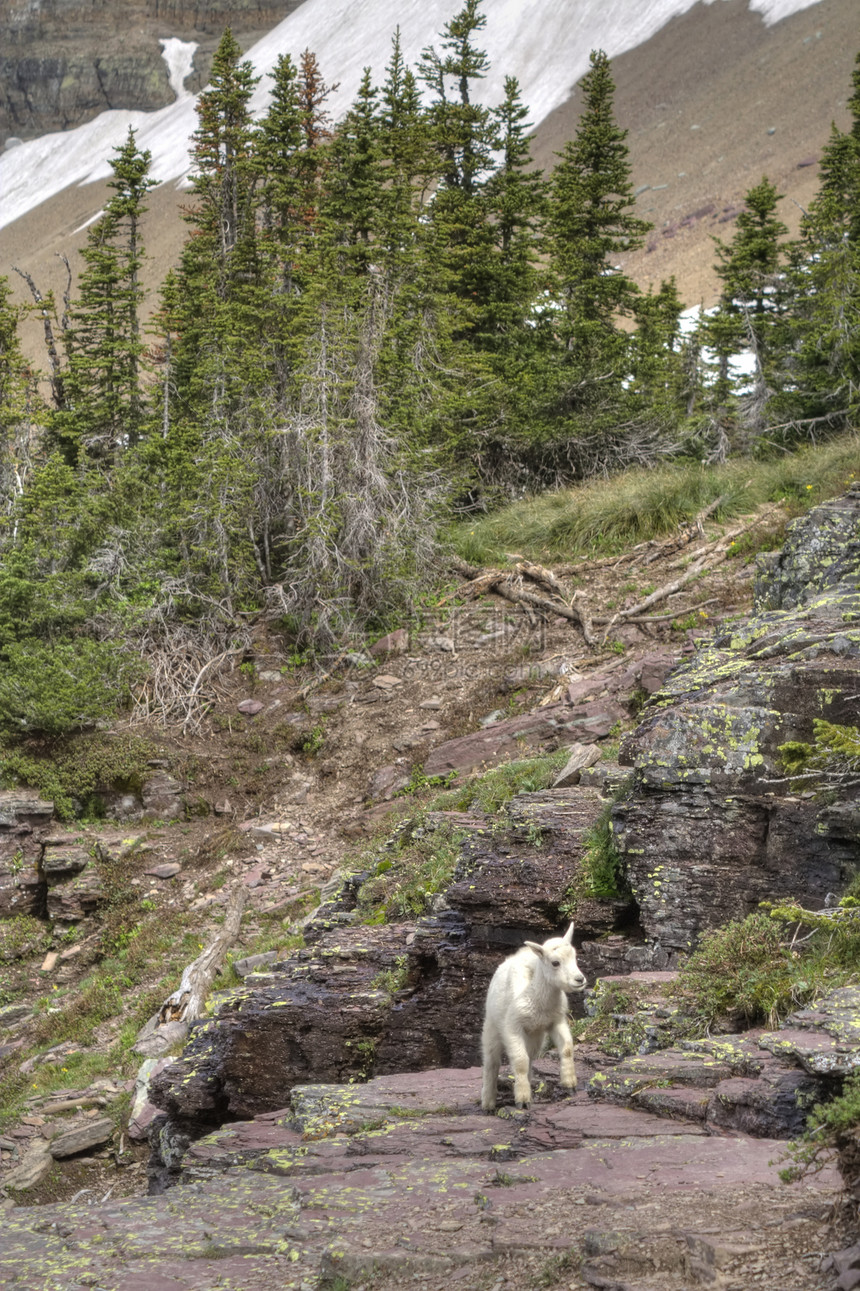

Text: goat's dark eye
xmin=551 ymin=959 xmax=560 ymax=967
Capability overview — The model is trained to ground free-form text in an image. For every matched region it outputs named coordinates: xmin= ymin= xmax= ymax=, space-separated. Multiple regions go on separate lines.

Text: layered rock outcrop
xmin=149 ymin=788 xmax=627 ymax=1135
xmin=0 ymin=0 xmax=305 ymax=144
xmin=149 ymin=484 xmax=860 ymax=1183
xmin=615 ymin=483 xmax=860 ymax=961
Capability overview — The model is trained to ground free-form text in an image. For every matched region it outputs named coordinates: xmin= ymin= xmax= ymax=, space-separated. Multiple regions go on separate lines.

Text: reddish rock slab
xmin=535 ymin=1101 xmax=706 ymax=1140
xmin=0 ymin=1060 xmax=844 ymax=1291
xmin=423 ymin=700 xmax=627 ymax=779
xmin=370 ymin=629 xmax=409 ymax=657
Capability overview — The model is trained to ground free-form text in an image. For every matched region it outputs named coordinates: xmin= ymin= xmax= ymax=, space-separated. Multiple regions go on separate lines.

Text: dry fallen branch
xmin=450 ymin=556 xmax=596 ymax=646
xmin=593 ymin=597 xmax=720 ymax=626
xmin=600 ymin=503 xmax=786 ymax=641
xmin=133 ymin=882 xmax=247 ymax=1058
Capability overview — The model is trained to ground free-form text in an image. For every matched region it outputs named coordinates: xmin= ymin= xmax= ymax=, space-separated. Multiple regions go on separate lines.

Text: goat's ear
xmin=563 ymin=922 xmax=575 ymax=944
xmin=524 ymin=941 xmax=544 ymax=958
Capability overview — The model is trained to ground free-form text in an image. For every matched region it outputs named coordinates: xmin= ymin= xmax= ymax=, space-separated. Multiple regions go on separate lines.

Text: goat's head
xmin=524 ymin=922 xmax=587 ymax=993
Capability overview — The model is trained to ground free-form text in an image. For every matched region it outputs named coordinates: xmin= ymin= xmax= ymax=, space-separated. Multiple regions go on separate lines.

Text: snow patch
xmin=72 ymin=209 xmax=105 ymax=235
xmin=160 ymin=38 xmax=197 ymax=102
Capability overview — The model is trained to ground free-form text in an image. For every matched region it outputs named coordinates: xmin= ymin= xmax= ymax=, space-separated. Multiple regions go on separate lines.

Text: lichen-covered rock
xmin=755 ymin=482 xmax=860 ymax=611
xmin=758 ymin=986 xmax=860 ymax=1075
xmin=614 ymin=486 xmax=860 ymax=957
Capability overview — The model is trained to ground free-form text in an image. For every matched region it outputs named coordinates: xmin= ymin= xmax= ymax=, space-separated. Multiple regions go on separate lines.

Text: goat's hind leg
xmin=481 ymin=1020 xmax=503 ymax=1112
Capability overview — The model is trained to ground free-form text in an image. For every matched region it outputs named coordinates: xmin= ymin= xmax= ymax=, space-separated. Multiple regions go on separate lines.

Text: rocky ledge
xmin=0 ymin=1060 xmax=844 ymax=1290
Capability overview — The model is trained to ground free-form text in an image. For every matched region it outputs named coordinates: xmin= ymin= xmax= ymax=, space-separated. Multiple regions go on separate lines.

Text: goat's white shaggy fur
xmin=481 ymin=922 xmax=586 ymax=1112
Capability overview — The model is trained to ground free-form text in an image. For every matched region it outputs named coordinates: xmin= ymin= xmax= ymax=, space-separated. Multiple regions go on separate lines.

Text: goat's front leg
xmin=551 ymin=1017 xmax=577 ymax=1093
xmin=503 ymin=1030 xmax=533 ymax=1108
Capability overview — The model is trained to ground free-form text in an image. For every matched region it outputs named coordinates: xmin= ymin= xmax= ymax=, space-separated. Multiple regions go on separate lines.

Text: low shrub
xmin=0 ymin=638 xmax=144 ymax=736
xmin=0 ymin=732 xmax=156 ymax=820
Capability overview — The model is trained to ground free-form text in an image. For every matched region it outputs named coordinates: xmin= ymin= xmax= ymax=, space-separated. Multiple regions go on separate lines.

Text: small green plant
xmin=671 ymin=910 xmax=815 ymax=1029
xmin=532 ymin=1248 xmax=580 ymax=1287
xmin=671 ymin=611 xmax=701 ymax=632
xmin=0 ymin=732 xmax=156 ymax=821
xmin=371 ymin=956 xmax=410 ymax=997
xmin=0 ymin=914 xmax=51 ymax=963
xmin=344 ymin=1035 xmax=377 ymax=1079
xmin=301 ymin=722 xmax=325 ymax=757
xmin=238 ymin=661 xmax=257 ymax=686
xmin=396 ymin=767 xmax=457 ymax=798
xmin=779 ymin=1070 xmax=860 ymax=1185
xmin=779 ymin=719 xmax=860 ymax=788
xmin=355 ymin=819 xmax=466 ymax=923
xmin=562 ymin=801 xmax=629 ymax=914
xmin=429 ymin=748 xmax=571 ymax=815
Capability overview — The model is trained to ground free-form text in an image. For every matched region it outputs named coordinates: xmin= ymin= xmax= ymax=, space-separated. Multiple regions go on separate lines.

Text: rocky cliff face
xmin=614 ymin=482 xmax=860 ymax=962
xmin=0 ymin=0 xmax=304 ymax=145
xmin=147 ymin=483 xmax=860 ymax=1181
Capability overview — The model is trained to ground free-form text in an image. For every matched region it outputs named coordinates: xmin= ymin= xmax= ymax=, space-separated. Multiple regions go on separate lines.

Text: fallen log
xmin=133 ymin=881 xmax=247 ymax=1058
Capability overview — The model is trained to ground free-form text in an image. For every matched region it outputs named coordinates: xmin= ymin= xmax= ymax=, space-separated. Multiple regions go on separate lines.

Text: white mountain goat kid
xmin=481 ymin=922 xmax=586 ymax=1112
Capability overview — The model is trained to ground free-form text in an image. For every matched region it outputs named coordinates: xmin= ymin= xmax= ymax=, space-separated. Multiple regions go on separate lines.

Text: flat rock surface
xmin=0 ymin=1062 xmax=843 ymax=1290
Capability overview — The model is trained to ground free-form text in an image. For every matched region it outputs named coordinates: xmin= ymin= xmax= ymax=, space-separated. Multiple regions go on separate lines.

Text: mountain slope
xmin=0 ymin=0 xmax=856 ymax=366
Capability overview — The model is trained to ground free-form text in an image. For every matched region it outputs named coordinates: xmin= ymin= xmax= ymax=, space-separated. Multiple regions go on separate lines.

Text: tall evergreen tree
xmin=51 ymin=128 xmax=155 ymax=463
xmin=482 ymin=75 xmax=546 ymax=344
xmin=379 ymin=27 xmax=432 ymax=229
xmin=537 ymin=49 xmax=654 ymax=476
xmin=419 ymin=0 xmax=500 ymax=330
xmin=547 ymin=48 xmax=651 ymax=363
xmin=419 ymin=0 xmax=494 ymax=196
xmin=781 ymin=58 xmax=860 ymax=435
xmin=172 ymin=29 xmax=264 ymax=424
xmin=322 ymin=68 xmax=384 ymax=269
xmin=189 ymin=28 xmax=260 ymax=274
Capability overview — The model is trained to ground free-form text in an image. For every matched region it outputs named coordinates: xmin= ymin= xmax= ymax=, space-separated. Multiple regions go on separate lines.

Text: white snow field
xmin=0 ymin=0 xmax=822 ymax=233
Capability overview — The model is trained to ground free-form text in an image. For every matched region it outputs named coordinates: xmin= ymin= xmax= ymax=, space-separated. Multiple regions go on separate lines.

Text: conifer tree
xmin=189 ymin=28 xmax=260 ymax=274
xmin=323 ymin=68 xmax=384 ymax=268
xmin=781 ymin=55 xmax=860 ymax=435
xmin=379 ymin=27 xmax=432 ymax=230
xmin=696 ymin=177 xmax=788 ymax=448
xmin=257 ymin=53 xmax=304 ymax=251
xmin=419 ymin=0 xmax=499 ymax=325
xmin=419 ymin=0 xmax=494 ymax=196
xmin=482 ymin=75 xmax=546 ymax=344
xmin=539 ymin=49 xmax=653 ymax=475
xmin=547 ymin=49 xmax=651 ymax=361
xmin=707 ymin=178 xmax=787 ymax=365
xmin=51 ymin=127 xmax=155 ymax=463
xmin=172 ymin=29 xmax=264 ymax=424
